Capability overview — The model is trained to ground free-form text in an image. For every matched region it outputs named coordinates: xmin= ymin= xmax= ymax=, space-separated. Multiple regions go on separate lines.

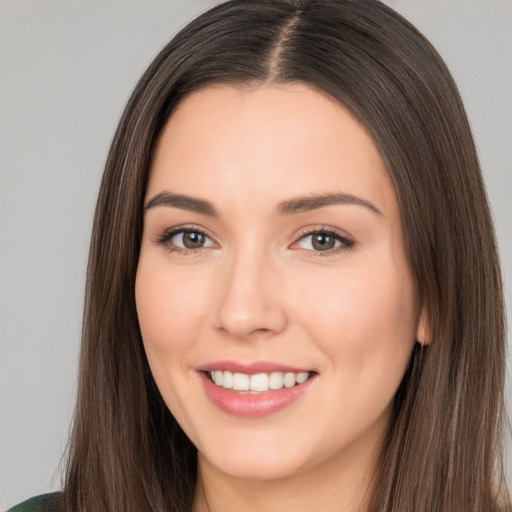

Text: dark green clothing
xmin=7 ymin=493 xmax=61 ymax=512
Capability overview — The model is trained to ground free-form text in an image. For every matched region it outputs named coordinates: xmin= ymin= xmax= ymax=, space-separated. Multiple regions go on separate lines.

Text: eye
xmin=293 ymin=228 xmax=354 ymax=255
xmin=172 ymin=230 xmax=213 ymax=249
xmin=155 ymin=227 xmax=216 ymax=254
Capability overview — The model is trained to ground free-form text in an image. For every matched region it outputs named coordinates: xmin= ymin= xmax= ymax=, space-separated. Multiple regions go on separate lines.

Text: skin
xmin=136 ymin=84 xmax=424 ymax=512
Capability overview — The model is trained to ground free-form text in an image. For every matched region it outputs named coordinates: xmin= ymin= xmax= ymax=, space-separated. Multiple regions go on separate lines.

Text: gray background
xmin=1 ymin=1 xmax=510 ymax=509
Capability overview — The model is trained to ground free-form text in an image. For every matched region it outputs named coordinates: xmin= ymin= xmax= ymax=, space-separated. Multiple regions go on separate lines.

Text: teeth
xmin=284 ymin=372 xmax=295 ymax=388
xmin=208 ymin=370 xmax=311 ymax=392
xmin=213 ymin=370 xmax=223 ymax=386
xmin=269 ymin=372 xmax=284 ymax=390
xmin=222 ymin=371 xmax=233 ymax=389
xmin=232 ymin=373 xmax=249 ymax=391
xmin=250 ymin=373 xmax=269 ymax=392
xmin=296 ymin=372 xmax=309 ymax=384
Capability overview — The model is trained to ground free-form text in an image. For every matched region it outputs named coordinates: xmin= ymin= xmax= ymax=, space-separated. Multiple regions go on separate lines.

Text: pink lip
xmin=196 ymin=360 xmax=313 ymax=375
xmin=197 ymin=366 xmax=317 ymax=418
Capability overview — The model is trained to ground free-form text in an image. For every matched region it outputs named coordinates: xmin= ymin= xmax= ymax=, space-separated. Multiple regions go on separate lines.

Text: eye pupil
xmin=183 ymin=231 xmax=205 ymax=249
xmin=312 ymin=233 xmax=335 ymax=251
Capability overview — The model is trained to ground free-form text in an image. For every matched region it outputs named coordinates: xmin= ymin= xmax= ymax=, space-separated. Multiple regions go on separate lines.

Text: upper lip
xmin=196 ymin=360 xmax=314 ymax=375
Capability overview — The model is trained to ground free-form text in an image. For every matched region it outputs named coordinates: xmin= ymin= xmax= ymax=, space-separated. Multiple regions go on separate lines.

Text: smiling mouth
xmin=205 ymin=370 xmax=314 ymax=393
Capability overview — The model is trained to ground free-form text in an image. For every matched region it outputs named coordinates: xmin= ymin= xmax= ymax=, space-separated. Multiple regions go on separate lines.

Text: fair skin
xmin=136 ymin=84 xmax=424 ymax=512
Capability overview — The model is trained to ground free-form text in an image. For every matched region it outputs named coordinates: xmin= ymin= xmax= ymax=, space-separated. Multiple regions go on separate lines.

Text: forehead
xmin=148 ymin=84 xmax=397 ymax=218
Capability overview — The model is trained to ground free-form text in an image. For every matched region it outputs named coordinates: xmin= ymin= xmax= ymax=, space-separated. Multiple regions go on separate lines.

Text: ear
xmin=416 ymin=307 xmax=431 ymax=346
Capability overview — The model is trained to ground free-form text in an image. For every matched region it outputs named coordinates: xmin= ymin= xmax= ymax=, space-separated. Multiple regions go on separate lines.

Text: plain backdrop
xmin=1 ymin=1 xmax=511 ymax=509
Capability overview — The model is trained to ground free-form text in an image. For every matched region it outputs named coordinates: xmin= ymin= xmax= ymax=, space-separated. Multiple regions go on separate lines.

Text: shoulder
xmin=6 ymin=493 xmax=62 ymax=512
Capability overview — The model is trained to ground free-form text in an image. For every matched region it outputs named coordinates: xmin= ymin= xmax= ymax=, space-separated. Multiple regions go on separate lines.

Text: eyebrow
xmin=276 ymin=193 xmax=382 ymax=216
xmin=144 ymin=191 xmax=217 ymax=215
xmin=144 ymin=191 xmax=382 ymax=217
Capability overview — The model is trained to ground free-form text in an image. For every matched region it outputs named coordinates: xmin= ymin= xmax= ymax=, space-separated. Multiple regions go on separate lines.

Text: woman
xmin=9 ymin=0 xmax=509 ymax=511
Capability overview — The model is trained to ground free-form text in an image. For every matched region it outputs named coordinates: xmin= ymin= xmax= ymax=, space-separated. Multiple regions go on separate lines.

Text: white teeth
xmin=213 ymin=370 xmax=223 ymax=386
xmin=269 ymin=372 xmax=284 ymax=390
xmin=222 ymin=371 xmax=233 ymax=389
xmin=232 ymin=372 xmax=250 ymax=391
xmin=209 ymin=370 xmax=311 ymax=392
xmin=296 ymin=372 xmax=309 ymax=384
xmin=283 ymin=372 xmax=296 ymax=388
xmin=249 ymin=373 xmax=269 ymax=392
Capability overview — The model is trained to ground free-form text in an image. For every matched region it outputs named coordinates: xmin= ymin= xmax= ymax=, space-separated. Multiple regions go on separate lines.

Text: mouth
xmin=197 ymin=363 xmax=317 ymax=417
xmin=205 ymin=370 xmax=313 ymax=393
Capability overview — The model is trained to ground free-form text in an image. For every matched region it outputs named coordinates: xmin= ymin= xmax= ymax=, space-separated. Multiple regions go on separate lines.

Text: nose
xmin=214 ymin=246 xmax=288 ymax=341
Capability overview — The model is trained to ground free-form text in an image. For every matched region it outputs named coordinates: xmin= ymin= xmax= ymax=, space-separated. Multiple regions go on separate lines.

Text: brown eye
xmin=294 ymin=229 xmax=355 ymax=255
xmin=181 ymin=231 xmax=206 ymax=249
xmin=311 ymin=233 xmax=336 ymax=251
xmin=155 ymin=228 xmax=216 ymax=253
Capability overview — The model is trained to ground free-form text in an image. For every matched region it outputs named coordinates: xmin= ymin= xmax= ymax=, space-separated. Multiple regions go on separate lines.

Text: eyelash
xmin=153 ymin=225 xmax=215 ymax=256
xmin=294 ymin=226 xmax=355 ymax=257
xmin=153 ymin=225 xmax=355 ymax=257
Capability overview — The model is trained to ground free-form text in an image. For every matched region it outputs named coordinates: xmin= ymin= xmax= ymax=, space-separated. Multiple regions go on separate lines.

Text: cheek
xmin=291 ymin=257 xmax=418 ymax=372
xmin=135 ymin=259 xmax=216 ymax=423
xmin=135 ymin=261 xmax=211 ymax=358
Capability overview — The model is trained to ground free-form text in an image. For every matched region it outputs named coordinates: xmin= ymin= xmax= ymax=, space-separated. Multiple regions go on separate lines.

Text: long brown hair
xmin=62 ymin=1 xmax=509 ymax=510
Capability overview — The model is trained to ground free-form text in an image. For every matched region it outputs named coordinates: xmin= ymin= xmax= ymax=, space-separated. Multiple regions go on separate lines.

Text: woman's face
xmin=136 ymin=84 xmax=423 ymax=482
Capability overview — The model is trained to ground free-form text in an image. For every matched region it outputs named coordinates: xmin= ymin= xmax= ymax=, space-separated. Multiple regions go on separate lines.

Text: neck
xmin=193 ymin=429 xmax=383 ymax=512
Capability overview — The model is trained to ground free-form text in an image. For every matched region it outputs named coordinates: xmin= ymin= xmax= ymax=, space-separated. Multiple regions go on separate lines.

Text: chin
xmin=196 ymin=431 xmax=313 ymax=482
xmin=201 ymin=452 xmax=306 ymax=482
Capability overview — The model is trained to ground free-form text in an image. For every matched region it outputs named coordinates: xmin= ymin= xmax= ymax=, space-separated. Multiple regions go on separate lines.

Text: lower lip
xmin=198 ymin=372 xmax=316 ymax=417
